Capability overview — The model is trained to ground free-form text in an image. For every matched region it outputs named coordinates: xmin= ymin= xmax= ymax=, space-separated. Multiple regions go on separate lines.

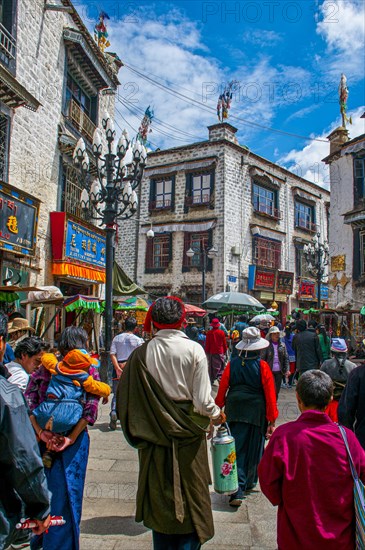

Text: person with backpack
xmin=320 ymin=338 xmax=356 ymax=422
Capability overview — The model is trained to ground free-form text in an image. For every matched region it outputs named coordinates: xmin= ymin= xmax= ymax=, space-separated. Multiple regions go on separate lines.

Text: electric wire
xmin=122 ymin=62 xmax=330 ymax=144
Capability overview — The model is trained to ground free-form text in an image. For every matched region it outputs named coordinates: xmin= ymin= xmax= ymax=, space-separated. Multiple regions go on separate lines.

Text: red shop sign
xmin=299 ymin=280 xmax=316 ymax=300
xmin=254 ymin=269 xmax=276 ymax=290
xmin=276 ymin=271 xmax=294 ymax=295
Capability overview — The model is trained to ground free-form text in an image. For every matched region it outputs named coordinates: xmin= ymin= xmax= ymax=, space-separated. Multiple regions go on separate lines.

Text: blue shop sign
xmin=65 ymin=219 xmax=106 ymax=268
xmin=316 ymin=284 xmax=329 ymax=300
xmin=228 ymin=275 xmax=237 ymax=283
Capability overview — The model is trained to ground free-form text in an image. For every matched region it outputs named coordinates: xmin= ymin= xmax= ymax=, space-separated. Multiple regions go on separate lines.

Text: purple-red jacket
xmin=258 ymin=410 xmax=365 ymax=550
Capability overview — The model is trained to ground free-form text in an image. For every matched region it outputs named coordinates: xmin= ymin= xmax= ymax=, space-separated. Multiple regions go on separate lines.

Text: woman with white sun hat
xmin=215 ymin=327 xmax=278 ymax=507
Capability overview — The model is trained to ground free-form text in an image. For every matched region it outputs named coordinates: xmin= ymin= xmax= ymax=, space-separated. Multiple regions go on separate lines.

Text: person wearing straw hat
xmin=261 ymin=326 xmax=289 ymax=398
xmin=8 ymin=318 xmax=35 ymax=350
xmin=185 ymin=317 xmax=197 ymax=340
xmin=216 ymin=327 xmax=278 ymax=506
xmin=320 ymin=338 xmax=356 ymax=422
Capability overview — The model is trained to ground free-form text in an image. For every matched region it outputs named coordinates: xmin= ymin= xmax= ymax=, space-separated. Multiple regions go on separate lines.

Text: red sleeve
xmin=215 ymin=362 xmax=231 ymax=408
xmin=260 ymin=359 xmax=278 ymax=423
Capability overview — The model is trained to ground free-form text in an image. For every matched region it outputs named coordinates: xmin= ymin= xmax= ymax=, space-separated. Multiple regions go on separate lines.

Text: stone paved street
xmin=80 ymin=386 xmax=299 ymax=549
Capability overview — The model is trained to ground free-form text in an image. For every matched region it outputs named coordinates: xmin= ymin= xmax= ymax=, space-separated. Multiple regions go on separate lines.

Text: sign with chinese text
xmin=0 ymin=182 xmax=39 ymax=256
xmin=331 ymin=255 xmax=346 ymax=272
xmin=316 ymin=284 xmax=329 ymax=300
xmin=65 ymin=219 xmax=106 ymax=268
xmin=254 ymin=268 xmax=276 ymax=290
xmin=298 ymin=279 xmax=316 ymax=300
xmin=276 ymin=271 xmax=294 ymax=295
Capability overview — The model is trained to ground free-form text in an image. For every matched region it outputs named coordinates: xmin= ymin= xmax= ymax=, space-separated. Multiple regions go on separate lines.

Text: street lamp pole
xmin=186 ymin=244 xmax=218 ymax=305
xmin=74 ymin=112 xmax=147 ymax=356
xmin=303 ymin=233 xmax=329 ymax=310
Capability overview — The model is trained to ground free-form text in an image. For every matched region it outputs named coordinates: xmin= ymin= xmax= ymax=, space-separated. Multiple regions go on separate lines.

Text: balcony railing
xmin=0 ymin=22 xmax=16 ymax=67
xmin=253 ymin=205 xmax=282 ymax=220
xmin=62 ymin=167 xmax=92 ymax=221
xmin=295 ymin=220 xmax=317 ymax=233
xmin=67 ymin=98 xmax=96 ymax=142
xmin=149 ymin=198 xmax=171 ymax=211
xmin=185 ymin=193 xmax=211 ymax=207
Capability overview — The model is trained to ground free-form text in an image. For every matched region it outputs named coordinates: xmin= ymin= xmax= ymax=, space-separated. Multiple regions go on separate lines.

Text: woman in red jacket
xmin=216 ymin=327 xmax=278 ymax=507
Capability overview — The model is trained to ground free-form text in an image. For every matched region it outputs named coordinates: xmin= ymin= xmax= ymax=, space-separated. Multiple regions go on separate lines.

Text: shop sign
xmin=135 ymin=310 xmax=147 ymax=325
xmin=0 ymin=182 xmax=39 ymax=256
xmin=331 ymin=255 xmax=346 ymax=272
xmin=259 ymin=292 xmax=274 ymax=301
xmin=298 ymin=279 xmax=316 ymax=300
xmin=276 ymin=271 xmax=294 ymax=295
xmin=65 ymin=219 xmax=106 ymax=268
xmin=316 ymin=284 xmax=329 ymax=300
xmin=254 ymin=268 xmax=276 ymax=290
xmin=227 ymin=275 xmax=237 ymax=283
xmin=275 ymin=294 xmax=289 ymax=302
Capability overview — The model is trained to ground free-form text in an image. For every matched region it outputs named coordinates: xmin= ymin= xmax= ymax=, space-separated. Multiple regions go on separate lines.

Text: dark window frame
xmin=182 ymin=230 xmax=213 ymax=272
xmin=294 ymin=200 xmax=316 ymax=232
xmin=354 ymin=156 xmax=365 ymax=205
xmin=252 ymin=181 xmax=281 ymax=219
xmin=64 ymin=71 xmax=98 ymax=125
xmin=149 ymin=176 xmax=175 ymax=212
xmin=252 ymin=236 xmax=281 ymax=269
xmin=145 ymin=233 xmax=172 ymax=273
xmin=0 ymin=111 xmax=10 ymax=182
xmin=184 ymin=170 xmax=214 ymax=211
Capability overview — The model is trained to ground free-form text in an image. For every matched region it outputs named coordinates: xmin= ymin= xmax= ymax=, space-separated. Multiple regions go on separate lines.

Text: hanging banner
xmin=298 ymin=279 xmax=316 ymax=300
xmin=0 ymin=182 xmax=39 ymax=256
xmin=276 ymin=271 xmax=294 ymax=295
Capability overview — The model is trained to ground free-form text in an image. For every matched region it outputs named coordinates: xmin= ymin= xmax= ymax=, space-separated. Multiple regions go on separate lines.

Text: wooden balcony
xmin=67 ymin=98 xmax=96 ymax=142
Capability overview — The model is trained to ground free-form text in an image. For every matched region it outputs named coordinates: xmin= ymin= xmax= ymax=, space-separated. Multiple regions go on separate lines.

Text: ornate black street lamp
xmin=303 ymin=233 xmax=329 ymax=309
xmin=186 ymin=245 xmax=218 ymax=304
xmin=73 ymin=111 xmax=147 ymax=357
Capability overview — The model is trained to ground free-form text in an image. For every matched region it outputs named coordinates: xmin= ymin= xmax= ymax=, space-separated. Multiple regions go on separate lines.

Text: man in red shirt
xmin=205 ymin=318 xmax=228 ymax=383
xmin=258 ymin=370 xmax=365 ymax=550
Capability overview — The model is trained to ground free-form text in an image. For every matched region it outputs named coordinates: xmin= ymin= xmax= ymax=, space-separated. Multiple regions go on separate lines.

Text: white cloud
xmin=279 ymin=106 xmax=365 ymax=189
xmin=242 ymin=29 xmax=283 ymax=47
xmin=316 ymin=0 xmax=365 ymax=78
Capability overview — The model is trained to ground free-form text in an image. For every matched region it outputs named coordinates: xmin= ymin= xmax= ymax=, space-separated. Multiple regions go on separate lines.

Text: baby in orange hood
xmin=32 ymin=349 xmax=110 ymax=435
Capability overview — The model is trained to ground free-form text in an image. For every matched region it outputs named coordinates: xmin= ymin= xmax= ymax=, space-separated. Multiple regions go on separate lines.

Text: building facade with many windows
xmin=0 ymin=0 xmax=120 ymax=309
xmin=118 ymin=123 xmax=330 ymax=317
xmin=324 ymin=122 xmax=365 ymax=311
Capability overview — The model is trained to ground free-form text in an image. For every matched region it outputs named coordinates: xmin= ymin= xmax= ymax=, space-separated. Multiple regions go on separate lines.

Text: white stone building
xmin=324 ymin=121 xmax=365 ymax=312
xmin=118 ymin=123 xmax=330 ymax=320
xmin=0 ymin=0 xmax=120 ymax=305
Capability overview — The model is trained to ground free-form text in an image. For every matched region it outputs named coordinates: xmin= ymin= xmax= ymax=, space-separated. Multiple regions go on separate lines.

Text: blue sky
xmin=77 ymin=0 xmax=365 ymax=188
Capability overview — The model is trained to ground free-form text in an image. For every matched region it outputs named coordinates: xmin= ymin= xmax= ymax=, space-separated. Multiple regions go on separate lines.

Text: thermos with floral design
xmin=211 ymin=424 xmax=239 ymax=494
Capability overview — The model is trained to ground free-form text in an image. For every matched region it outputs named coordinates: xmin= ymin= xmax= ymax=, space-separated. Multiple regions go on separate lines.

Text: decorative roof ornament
xmin=217 ymin=80 xmax=239 ymax=122
xmin=94 ymin=11 xmax=111 ymax=53
xmin=338 ymin=74 xmax=352 ymax=128
xmin=137 ymin=106 xmax=154 ymax=146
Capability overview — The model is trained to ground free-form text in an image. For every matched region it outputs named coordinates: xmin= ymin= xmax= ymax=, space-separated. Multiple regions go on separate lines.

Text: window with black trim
xmin=145 ymin=233 xmax=172 ymax=272
xmin=0 ymin=0 xmax=17 ymax=71
xmin=354 ymin=156 xmax=365 ymax=203
xmin=182 ymin=230 xmax=213 ymax=270
xmin=64 ymin=72 xmax=97 ymax=142
xmin=0 ymin=112 xmax=10 ymax=182
xmin=295 ymin=201 xmax=315 ymax=231
xmin=253 ymin=236 xmax=281 ymax=269
xmin=252 ymin=183 xmax=280 ymax=219
xmin=185 ymin=171 xmax=214 ymax=209
xmin=149 ymin=177 xmax=175 ymax=211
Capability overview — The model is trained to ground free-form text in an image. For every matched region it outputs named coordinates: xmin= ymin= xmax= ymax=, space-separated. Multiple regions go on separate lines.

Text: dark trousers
xmin=272 ymin=371 xmax=282 ymax=398
xmin=228 ymin=422 xmax=265 ymax=494
xmin=152 ymin=531 xmax=201 ymax=550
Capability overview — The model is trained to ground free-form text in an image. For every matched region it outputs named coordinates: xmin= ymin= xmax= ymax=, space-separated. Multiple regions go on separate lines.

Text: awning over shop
xmin=0 ymin=64 xmax=41 ymax=111
xmin=113 ymin=262 xmax=146 ymax=296
xmin=64 ymin=294 xmax=102 ymax=313
xmin=52 ymin=262 xmax=105 ymax=283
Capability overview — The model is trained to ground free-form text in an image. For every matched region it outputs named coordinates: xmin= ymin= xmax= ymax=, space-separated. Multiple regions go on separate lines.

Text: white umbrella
xmin=203 ymin=292 xmax=265 ymax=312
xmin=250 ymin=313 xmax=275 ymax=323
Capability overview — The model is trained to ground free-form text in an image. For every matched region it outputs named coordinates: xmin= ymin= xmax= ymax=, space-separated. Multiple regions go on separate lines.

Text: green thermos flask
xmin=211 ymin=424 xmax=239 ymax=495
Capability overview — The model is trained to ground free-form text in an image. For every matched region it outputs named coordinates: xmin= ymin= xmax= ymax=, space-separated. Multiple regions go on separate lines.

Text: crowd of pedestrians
xmin=2 ymin=300 xmax=365 ymax=550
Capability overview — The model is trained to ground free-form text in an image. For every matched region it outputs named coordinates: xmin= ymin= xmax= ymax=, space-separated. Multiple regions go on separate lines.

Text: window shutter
xmin=145 ymin=237 xmax=153 ymax=270
xmin=168 ymin=232 xmax=173 ymax=262
xmin=170 ymin=175 xmax=176 ymax=212
xmin=149 ymin=179 xmax=156 ymax=212
xmin=353 ymin=229 xmax=361 ymax=280
xmin=184 ymin=174 xmax=192 ymax=213
xmin=209 ymin=171 xmax=215 ymax=209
